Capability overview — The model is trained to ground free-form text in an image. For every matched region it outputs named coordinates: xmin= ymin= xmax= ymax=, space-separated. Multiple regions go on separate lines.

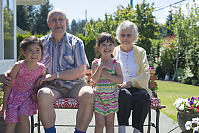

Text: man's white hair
xmin=47 ymin=9 xmax=67 ymax=21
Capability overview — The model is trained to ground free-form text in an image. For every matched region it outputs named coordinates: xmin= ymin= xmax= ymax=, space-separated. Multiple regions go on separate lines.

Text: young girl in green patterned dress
xmin=91 ymin=32 xmax=123 ymax=133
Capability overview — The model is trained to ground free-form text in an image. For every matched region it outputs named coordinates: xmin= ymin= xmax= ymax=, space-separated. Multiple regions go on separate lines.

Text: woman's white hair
xmin=116 ymin=20 xmax=138 ymax=43
xmin=47 ymin=9 xmax=67 ymax=21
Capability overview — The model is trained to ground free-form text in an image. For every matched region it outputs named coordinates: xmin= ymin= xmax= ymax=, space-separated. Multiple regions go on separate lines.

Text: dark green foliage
xmin=17 ymin=6 xmax=29 ymax=30
xmin=17 ymin=0 xmax=53 ymax=34
xmin=77 ymin=34 xmax=96 ymax=67
xmin=32 ymin=0 xmax=53 ymax=34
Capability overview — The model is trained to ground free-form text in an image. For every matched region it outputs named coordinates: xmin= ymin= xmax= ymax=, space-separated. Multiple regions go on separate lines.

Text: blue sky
xmin=50 ymin=0 xmax=197 ymax=24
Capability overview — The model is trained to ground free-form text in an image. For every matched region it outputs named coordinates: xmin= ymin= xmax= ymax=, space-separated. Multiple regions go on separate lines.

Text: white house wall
xmin=0 ymin=0 xmax=46 ymax=74
xmin=16 ymin=0 xmax=46 ymax=5
xmin=0 ymin=0 xmax=16 ymax=74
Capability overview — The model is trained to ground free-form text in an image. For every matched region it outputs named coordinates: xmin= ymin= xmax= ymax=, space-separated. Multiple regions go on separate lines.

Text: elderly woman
xmin=113 ymin=20 xmax=151 ymax=133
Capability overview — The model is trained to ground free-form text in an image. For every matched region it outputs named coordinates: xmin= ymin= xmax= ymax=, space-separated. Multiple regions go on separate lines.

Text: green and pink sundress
xmin=93 ymin=58 xmax=119 ymax=116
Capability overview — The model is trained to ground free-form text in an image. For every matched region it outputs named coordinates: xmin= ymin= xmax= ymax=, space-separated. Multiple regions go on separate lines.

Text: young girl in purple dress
xmin=1 ymin=36 xmax=46 ymax=133
xmin=91 ymin=32 xmax=123 ymax=133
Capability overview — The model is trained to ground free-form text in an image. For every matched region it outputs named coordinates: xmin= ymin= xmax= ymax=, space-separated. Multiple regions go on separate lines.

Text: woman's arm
xmin=131 ymin=49 xmax=150 ymax=89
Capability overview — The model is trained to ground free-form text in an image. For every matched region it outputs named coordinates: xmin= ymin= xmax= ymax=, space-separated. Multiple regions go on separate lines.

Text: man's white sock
xmin=118 ymin=126 xmax=126 ymax=133
xmin=133 ymin=128 xmax=141 ymax=133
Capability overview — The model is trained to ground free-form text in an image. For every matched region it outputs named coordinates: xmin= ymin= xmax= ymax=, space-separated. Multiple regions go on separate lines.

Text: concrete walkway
xmin=32 ymin=109 xmax=182 ymax=133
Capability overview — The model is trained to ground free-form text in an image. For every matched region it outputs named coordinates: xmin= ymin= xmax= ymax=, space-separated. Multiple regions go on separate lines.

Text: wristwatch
xmin=56 ymin=72 xmax=60 ymax=79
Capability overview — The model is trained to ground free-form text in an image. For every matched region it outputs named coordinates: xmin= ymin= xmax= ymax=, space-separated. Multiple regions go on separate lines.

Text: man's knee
xmin=37 ymin=88 xmax=55 ymax=105
xmin=78 ymin=86 xmax=95 ymax=103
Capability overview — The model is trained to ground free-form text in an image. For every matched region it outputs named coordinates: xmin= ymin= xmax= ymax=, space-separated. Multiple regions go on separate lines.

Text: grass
xmin=156 ymin=80 xmax=199 ymax=121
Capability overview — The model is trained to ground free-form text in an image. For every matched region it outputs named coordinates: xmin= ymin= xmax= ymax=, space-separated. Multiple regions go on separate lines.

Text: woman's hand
xmin=119 ymin=81 xmax=132 ymax=88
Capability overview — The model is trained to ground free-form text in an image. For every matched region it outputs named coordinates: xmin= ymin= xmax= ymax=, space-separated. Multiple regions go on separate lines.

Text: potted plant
xmin=174 ymin=97 xmax=199 ymax=132
xmin=185 ymin=117 xmax=199 ymax=133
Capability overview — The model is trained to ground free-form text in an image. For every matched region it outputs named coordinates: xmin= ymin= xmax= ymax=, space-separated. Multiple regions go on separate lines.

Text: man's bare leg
xmin=75 ymin=86 xmax=95 ymax=132
xmin=37 ymin=87 xmax=61 ymax=128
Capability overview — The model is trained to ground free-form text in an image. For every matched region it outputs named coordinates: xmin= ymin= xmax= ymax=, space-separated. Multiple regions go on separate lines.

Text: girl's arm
xmin=2 ymin=62 xmax=20 ymax=111
xmin=31 ymin=66 xmax=46 ymax=102
xmin=91 ymin=61 xmax=104 ymax=83
xmin=101 ymin=62 xmax=123 ymax=84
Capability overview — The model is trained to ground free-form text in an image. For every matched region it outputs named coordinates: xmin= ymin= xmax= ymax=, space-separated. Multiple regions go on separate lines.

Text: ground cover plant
xmin=156 ymin=80 xmax=199 ymax=121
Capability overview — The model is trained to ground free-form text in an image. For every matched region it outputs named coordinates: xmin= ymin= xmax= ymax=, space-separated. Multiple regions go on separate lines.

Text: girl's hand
xmin=98 ymin=63 xmax=108 ymax=70
xmin=39 ymin=73 xmax=56 ymax=84
xmin=101 ymin=69 xmax=109 ymax=78
xmin=31 ymin=94 xmax=37 ymax=102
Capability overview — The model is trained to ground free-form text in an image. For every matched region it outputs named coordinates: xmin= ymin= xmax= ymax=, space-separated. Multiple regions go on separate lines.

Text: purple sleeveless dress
xmin=4 ymin=61 xmax=45 ymax=123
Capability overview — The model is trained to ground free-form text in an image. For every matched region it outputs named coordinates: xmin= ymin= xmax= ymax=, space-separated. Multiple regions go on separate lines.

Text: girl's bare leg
xmin=95 ymin=112 xmax=105 ymax=133
xmin=105 ymin=113 xmax=115 ymax=133
xmin=19 ymin=115 xmax=30 ymax=133
xmin=5 ymin=122 xmax=16 ymax=133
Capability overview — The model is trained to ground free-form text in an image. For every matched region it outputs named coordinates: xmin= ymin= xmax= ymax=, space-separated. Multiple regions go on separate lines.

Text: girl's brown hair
xmin=95 ymin=32 xmax=116 ymax=58
xmin=19 ymin=36 xmax=43 ymax=60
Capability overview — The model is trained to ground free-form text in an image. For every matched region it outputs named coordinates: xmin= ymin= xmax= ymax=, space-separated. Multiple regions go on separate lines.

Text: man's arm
xmin=58 ymin=64 xmax=86 ymax=80
xmin=40 ymin=64 xmax=86 ymax=83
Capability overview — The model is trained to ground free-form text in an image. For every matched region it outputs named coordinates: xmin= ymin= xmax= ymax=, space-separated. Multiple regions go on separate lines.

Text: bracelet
xmin=56 ymin=72 xmax=60 ymax=79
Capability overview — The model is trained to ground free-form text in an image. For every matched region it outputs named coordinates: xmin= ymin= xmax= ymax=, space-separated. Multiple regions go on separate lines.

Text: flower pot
xmin=177 ymin=111 xmax=199 ymax=133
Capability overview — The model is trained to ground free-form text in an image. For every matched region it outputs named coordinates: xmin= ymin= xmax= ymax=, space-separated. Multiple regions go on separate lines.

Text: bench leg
xmin=38 ymin=114 xmax=41 ymax=133
xmin=155 ymin=109 xmax=160 ymax=133
xmin=30 ymin=116 xmax=34 ymax=133
xmin=147 ymin=107 xmax=151 ymax=133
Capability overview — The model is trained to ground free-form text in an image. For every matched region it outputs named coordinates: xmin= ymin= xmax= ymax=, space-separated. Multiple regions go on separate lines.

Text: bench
xmin=146 ymin=68 xmax=166 ymax=133
xmin=31 ymin=68 xmax=166 ymax=133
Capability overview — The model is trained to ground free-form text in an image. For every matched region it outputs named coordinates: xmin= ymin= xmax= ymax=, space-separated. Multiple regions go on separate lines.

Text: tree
xmin=83 ymin=2 xmax=158 ymax=65
xmin=165 ymin=1 xmax=199 ymax=83
xmin=26 ymin=5 xmax=37 ymax=31
xmin=166 ymin=10 xmax=174 ymax=36
xmin=71 ymin=19 xmax=78 ymax=35
xmin=16 ymin=5 xmax=29 ymax=30
xmin=32 ymin=0 xmax=53 ymax=34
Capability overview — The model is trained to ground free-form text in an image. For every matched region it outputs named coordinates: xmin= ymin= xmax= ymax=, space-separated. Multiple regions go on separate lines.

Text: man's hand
xmin=0 ymin=104 xmax=4 ymax=117
xmin=3 ymin=72 xmax=12 ymax=88
xmin=0 ymin=103 xmax=7 ymax=117
xmin=39 ymin=73 xmax=56 ymax=85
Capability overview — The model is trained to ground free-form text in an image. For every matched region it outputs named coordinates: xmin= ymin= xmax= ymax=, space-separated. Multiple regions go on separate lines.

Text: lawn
xmin=156 ymin=80 xmax=199 ymax=121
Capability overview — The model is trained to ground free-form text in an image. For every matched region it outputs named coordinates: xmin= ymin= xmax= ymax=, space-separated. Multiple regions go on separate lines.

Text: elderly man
xmin=36 ymin=9 xmax=94 ymax=133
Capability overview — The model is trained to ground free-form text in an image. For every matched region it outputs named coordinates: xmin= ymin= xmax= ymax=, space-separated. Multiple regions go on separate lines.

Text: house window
xmin=0 ymin=1 xmax=2 ymax=60
xmin=3 ymin=0 xmax=14 ymax=59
